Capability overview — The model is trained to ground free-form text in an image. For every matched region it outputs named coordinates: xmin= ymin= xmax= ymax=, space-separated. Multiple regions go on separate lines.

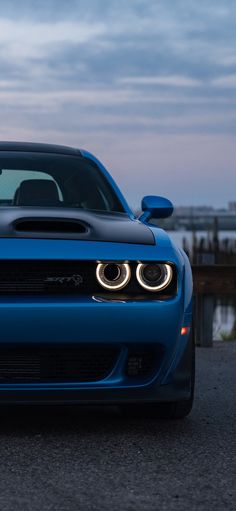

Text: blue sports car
xmin=0 ymin=142 xmax=194 ymax=419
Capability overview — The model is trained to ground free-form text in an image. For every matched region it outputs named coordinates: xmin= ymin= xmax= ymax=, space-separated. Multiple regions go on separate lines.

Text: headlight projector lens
xmin=136 ymin=263 xmax=173 ymax=291
xmin=96 ymin=262 xmax=131 ymax=290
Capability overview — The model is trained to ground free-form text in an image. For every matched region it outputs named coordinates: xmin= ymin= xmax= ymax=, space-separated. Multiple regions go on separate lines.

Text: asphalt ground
xmin=0 ymin=342 xmax=235 ymax=511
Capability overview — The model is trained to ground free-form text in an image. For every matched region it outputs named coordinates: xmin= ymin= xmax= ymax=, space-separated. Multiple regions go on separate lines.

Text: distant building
xmin=159 ymin=203 xmax=236 ymax=231
xmin=228 ymin=202 xmax=236 ymax=212
xmin=174 ymin=205 xmax=214 ymax=216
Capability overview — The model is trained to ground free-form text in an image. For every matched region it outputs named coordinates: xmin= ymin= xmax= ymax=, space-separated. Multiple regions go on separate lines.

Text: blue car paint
xmin=0 ymin=147 xmax=193 ymax=405
xmin=0 ymin=238 xmax=192 ymax=403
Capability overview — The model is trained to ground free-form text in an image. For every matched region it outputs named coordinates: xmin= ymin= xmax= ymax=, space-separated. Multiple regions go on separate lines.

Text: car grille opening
xmin=0 ymin=345 xmax=120 ymax=383
xmin=0 ymin=260 xmax=97 ymax=295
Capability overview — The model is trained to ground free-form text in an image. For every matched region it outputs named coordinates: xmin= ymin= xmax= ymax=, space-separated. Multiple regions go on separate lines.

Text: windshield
xmin=0 ymin=152 xmax=124 ymax=213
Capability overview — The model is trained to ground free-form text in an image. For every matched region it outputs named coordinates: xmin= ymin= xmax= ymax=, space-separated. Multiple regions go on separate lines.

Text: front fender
xmin=179 ymin=248 xmax=193 ymax=315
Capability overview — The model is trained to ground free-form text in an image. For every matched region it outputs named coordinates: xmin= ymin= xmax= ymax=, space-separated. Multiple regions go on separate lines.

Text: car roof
xmin=0 ymin=141 xmax=81 ymax=156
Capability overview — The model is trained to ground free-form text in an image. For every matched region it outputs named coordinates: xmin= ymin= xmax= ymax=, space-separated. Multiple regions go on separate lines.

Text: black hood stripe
xmin=0 ymin=208 xmax=155 ymax=245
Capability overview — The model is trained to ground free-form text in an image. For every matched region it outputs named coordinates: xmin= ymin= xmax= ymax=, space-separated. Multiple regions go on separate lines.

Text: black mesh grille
xmin=0 ymin=260 xmax=98 ymax=295
xmin=0 ymin=344 xmax=120 ymax=383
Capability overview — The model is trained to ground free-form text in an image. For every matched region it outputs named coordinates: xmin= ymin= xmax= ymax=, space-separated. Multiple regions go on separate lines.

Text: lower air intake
xmin=0 ymin=345 xmax=119 ymax=383
xmin=125 ymin=346 xmax=161 ymax=377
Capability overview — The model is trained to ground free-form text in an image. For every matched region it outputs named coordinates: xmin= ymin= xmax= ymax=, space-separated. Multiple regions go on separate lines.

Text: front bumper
xmin=0 ymin=294 xmax=192 ymax=404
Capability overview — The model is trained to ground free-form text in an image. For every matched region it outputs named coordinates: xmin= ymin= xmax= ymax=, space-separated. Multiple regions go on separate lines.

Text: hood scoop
xmin=0 ymin=208 xmax=155 ymax=245
xmin=14 ymin=219 xmax=87 ymax=234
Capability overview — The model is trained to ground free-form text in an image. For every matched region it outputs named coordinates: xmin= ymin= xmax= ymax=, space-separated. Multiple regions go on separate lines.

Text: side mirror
xmin=140 ymin=195 xmax=174 ymax=222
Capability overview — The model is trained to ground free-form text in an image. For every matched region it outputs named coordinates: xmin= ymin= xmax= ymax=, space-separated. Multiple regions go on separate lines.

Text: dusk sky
xmin=0 ymin=0 xmax=235 ymax=208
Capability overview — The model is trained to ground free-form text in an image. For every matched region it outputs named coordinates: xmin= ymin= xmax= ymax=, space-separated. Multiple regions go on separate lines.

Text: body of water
xmin=168 ymin=230 xmax=236 ymax=250
xmin=213 ymin=299 xmax=236 ymax=340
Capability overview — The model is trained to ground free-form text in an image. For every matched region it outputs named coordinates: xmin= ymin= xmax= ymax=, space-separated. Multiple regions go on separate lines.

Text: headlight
xmin=96 ymin=262 xmax=131 ymax=290
xmin=136 ymin=263 xmax=173 ymax=291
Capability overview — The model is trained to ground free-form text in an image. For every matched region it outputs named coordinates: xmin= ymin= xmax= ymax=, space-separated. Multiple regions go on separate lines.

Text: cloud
xmin=120 ymin=76 xmax=202 ymax=87
xmin=212 ymin=74 xmax=236 ymax=88
xmin=0 ymin=0 xmax=235 ymax=206
xmin=0 ymin=18 xmax=106 ymax=60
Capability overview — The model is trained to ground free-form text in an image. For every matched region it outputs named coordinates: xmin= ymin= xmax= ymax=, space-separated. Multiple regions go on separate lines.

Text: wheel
xmin=121 ymin=324 xmax=195 ymax=420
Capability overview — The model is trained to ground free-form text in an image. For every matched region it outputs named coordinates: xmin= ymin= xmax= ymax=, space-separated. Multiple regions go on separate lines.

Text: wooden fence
xmin=184 ymin=236 xmax=236 ymax=265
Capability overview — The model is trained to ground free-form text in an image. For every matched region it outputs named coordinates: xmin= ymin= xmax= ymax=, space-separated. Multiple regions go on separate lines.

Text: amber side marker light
xmin=181 ymin=327 xmax=190 ymax=336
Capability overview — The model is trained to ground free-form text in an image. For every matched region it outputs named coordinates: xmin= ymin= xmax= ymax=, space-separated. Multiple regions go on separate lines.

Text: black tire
xmin=121 ymin=324 xmax=195 ymax=420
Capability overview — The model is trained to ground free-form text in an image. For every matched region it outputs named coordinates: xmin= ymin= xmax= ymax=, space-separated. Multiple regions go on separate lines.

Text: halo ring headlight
xmin=96 ymin=262 xmax=131 ymax=291
xmin=136 ymin=263 xmax=173 ymax=292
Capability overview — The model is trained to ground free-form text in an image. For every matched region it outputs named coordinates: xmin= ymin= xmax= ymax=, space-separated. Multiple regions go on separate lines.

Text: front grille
xmin=0 ymin=260 xmax=177 ymax=297
xmin=0 ymin=260 xmax=98 ymax=295
xmin=0 ymin=344 xmax=119 ymax=383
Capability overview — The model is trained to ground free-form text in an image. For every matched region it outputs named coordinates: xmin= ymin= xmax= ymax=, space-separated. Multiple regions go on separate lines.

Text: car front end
xmin=0 ymin=142 xmax=193 ymax=416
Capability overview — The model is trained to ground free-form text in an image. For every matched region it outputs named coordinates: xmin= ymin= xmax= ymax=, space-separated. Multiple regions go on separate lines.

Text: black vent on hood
xmin=0 ymin=208 xmax=155 ymax=244
xmin=14 ymin=219 xmax=87 ymax=234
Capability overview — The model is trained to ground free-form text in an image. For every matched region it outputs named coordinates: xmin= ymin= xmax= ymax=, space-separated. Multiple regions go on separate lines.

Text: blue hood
xmin=0 ymin=228 xmax=182 ymax=266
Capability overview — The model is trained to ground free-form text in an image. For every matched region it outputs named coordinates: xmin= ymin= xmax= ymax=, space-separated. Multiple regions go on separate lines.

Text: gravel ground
xmin=0 ymin=342 xmax=235 ymax=511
